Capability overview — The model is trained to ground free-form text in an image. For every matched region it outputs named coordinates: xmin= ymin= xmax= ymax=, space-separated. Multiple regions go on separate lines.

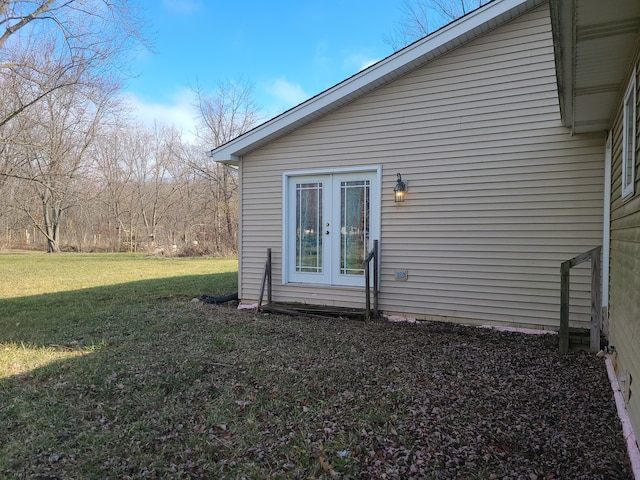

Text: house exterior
xmin=210 ymin=0 xmax=640 ymax=445
xmin=210 ymin=0 xmax=604 ymax=332
xmin=551 ymin=0 xmax=640 ymax=445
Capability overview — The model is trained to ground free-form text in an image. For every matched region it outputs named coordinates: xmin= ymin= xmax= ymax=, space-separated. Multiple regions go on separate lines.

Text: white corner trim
xmin=622 ymin=68 xmax=637 ymax=199
xmin=606 ymin=357 xmax=640 ymax=479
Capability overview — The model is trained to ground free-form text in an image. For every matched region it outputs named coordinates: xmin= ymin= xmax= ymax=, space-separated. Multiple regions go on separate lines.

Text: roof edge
xmin=548 ymin=0 xmax=575 ymax=131
xmin=209 ymin=0 xmax=546 ymax=162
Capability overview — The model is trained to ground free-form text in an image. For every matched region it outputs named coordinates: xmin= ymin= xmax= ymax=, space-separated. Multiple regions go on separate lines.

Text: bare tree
xmin=135 ymin=124 xmax=188 ymax=251
xmin=91 ymin=121 xmax=201 ymax=253
xmin=194 ymin=78 xmax=261 ymax=150
xmin=385 ymin=0 xmax=490 ymax=51
xmin=4 ymin=67 xmax=118 ymax=252
xmin=187 ymin=78 xmax=261 ymax=254
xmin=0 ymin=0 xmax=145 ymax=128
xmin=2 ymin=108 xmax=244 ymax=254
xmin=0 ymin=0 xmax=145 ymax=252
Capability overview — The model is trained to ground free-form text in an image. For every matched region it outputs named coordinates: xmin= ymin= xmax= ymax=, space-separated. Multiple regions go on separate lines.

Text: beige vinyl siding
xmin=239 ymin=4 xmax=603 ymax=329
xmin=608 ymin=49 xmax=640 ymax=439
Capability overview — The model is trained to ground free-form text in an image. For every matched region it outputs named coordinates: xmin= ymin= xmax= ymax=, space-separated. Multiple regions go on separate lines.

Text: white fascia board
xmin=549 ymin=0 xmax=575 ymax=130
xmin=209 ymin=0 xmax=544 ymax=163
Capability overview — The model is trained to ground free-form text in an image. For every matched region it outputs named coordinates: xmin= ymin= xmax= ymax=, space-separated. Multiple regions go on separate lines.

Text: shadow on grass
xmin=0 ymin=272 xmax=237 ymax=348
xmin=0 ymin=271 xmax=242 ymax=477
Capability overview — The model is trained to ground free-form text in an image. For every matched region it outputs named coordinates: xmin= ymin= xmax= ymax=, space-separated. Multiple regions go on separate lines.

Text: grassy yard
xmin=0 ymin=253 xmax=632 ymax=479
xmin=0 ymin=252 xmax=237 ymax=355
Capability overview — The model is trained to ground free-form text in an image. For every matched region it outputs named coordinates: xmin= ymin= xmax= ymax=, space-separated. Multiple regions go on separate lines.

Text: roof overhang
xmin=209 ymin=0 xmax=546 ymax=164
xmin=550 ymin=0 xmax=640 ymax=134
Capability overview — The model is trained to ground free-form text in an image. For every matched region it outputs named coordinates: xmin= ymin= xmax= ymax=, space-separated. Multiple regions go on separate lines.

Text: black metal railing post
xmin=258 ymin=248 xmax=272 ymax=307
xmin=364 ymin=240 xmax=379 ymax=320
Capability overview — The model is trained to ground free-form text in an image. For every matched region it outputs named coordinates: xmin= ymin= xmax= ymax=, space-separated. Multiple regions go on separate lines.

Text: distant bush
xmin=177 ymin=241 xmax=235 ymax=257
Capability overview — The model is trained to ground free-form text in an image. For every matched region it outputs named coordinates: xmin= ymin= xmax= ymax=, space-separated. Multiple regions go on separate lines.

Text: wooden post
xmin=560 ymin=261 xmax=570 ymax=354
xmin=559 ymin=245 xmax=603 ymax=353
xmin=590 ymin=246 xmax=602 ymax=352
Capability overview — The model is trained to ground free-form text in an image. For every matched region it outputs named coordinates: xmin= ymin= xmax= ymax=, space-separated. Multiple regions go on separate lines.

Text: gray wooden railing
xmin=364 ymin=240 xmax=379 ymax=320
xmin=559 ymin=246 xmax=602 ymax=354
xmin=258 ymin=248 xmax=272 ymax=307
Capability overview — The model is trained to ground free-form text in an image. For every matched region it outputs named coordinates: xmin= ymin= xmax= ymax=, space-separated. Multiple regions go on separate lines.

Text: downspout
xmin=602 ymin=131 xmax=612 ymax=333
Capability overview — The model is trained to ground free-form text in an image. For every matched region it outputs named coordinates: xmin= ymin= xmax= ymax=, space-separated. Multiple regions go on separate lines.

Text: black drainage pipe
xmin=201 ymin=292 xmax=239 ymax=304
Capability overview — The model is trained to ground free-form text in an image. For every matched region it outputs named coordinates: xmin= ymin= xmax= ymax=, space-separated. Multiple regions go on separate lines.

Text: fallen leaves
xmin=319 ymin=453 xmax=339 ymax=478
xmin=1 ymin=309 xmax=633 ymax=479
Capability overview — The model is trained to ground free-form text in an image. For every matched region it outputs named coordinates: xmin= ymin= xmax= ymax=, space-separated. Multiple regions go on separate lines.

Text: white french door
xmin=285 ymin=169 xmax=380 ymax=287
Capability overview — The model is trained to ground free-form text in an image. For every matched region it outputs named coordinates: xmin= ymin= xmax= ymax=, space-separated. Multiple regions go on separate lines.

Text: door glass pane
xmin=296 ymin=182 xmax=322 ymax=272
xmin=340 ymin=180 xmax=370 ymax=276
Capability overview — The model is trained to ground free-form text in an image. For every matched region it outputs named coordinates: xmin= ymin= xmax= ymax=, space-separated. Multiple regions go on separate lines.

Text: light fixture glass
xmin=394 ymin=172 xmax=406 ymax=203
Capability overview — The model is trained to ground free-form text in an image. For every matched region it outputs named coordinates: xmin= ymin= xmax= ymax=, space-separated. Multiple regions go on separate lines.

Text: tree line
xmin=0 ymin=1 xmax=259 ymax=254
xmin=2 ymin=121 xmax=241 ymax=255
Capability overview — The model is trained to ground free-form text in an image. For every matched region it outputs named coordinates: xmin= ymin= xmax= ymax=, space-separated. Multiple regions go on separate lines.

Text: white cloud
xmin=266 ymin=78 xmax=310 ymax=110
xmin=123 ymin=88 xmax=199 ymax=143
xmin=359 ymin=58 xmax=381 ymax=71
xmin=161 ymin=0 xmax=202 ymax=15
xmin=344 ymin=53 xmax=382 ymax=72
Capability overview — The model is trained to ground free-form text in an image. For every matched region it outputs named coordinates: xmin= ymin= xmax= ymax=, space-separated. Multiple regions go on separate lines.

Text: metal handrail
xmin=258 ymin=248 xmax=272 ymax=307
xmin=364 ymin=240 xmax=379 ymax=320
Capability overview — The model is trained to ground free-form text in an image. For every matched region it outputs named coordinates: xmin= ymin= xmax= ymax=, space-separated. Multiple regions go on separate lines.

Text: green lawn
xmin=0 ymin=253 xmax=240 ymax=477
xmin=0 ymin=252 xmax=237 ymax=350
xmin=0 ymin=253 xmax=632 ymax=479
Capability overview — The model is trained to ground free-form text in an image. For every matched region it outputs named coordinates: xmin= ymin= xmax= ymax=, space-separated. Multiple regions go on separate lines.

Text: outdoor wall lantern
xmin=394 ymin=172 xmax=407 ymax=203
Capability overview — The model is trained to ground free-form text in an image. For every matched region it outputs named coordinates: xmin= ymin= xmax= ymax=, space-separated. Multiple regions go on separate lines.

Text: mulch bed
xmin=245 ymin=314 xmax=634 ymax=479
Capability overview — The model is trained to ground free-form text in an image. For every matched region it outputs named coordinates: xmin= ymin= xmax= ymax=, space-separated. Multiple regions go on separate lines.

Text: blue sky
xmin=124 ymin=0 xmax=406 ymax=140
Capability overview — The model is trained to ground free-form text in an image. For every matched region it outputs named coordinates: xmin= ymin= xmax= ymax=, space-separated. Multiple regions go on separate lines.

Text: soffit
xmin=553 ymin=0 xmax=640 ymax=133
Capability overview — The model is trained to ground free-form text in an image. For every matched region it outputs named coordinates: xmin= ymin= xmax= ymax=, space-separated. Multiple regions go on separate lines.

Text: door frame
xmin=282 ymin=165 xmax=381 ymax=286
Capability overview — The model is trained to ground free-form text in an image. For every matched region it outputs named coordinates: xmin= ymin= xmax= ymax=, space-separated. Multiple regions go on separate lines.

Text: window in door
xmin=339 ymin=179 xmax=370 ymax=277
xmin=285 ymin=169 xmax=380 ymax=286
xmin=294 ymin=181 xmax=324 ymax=274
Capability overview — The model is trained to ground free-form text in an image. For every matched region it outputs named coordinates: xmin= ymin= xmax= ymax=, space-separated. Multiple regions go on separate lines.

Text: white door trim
xmin=282 ymin=166 xmax=381 ymax=286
